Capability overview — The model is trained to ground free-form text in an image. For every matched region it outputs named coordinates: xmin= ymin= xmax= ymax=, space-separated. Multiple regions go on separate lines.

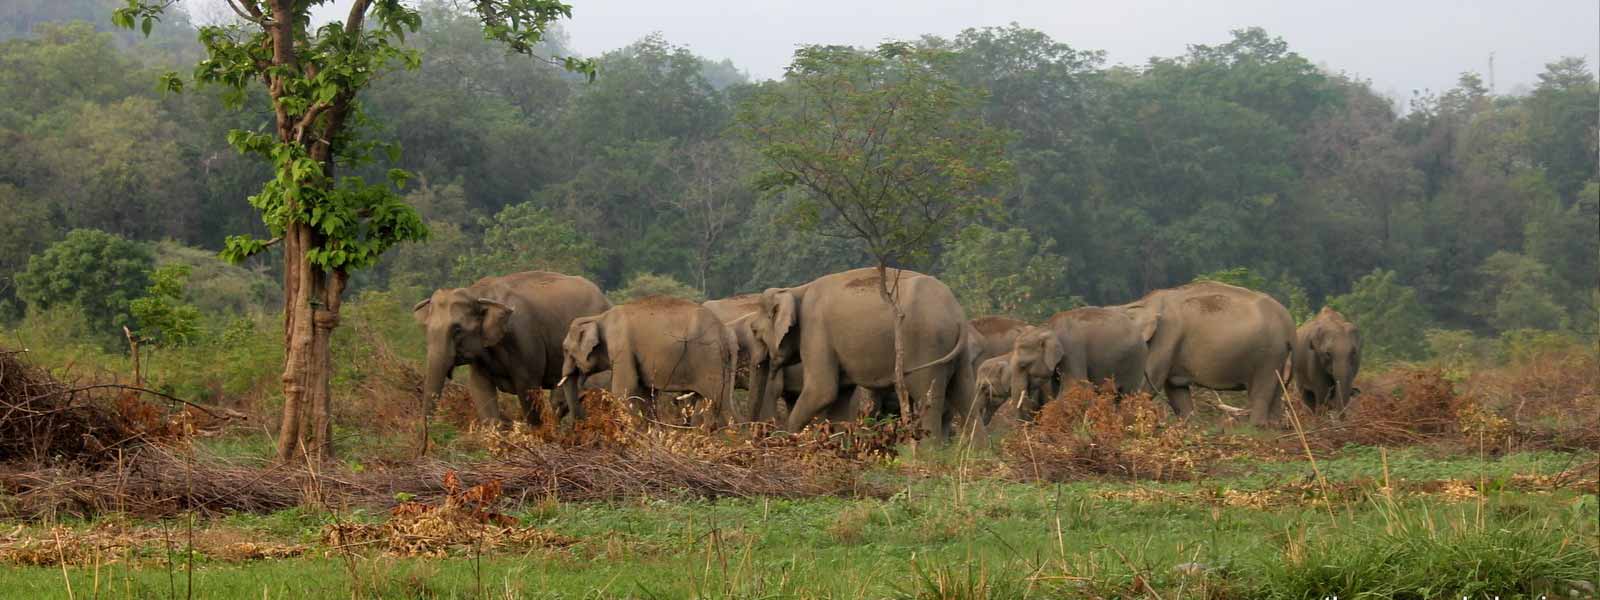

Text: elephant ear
xmin=411 ymin=297 xmax=433 ymax=325
xmin=1043 ymin=332 xmax=1065 ymax=372
xmin=766 ymin=289 xmax=797 ymax=350
xmin=1129 ymin=308 xmax=1159 ymax=343
xmin=573 ymin=317 xmax=603 ymax=365
xmin=478 ymin=298 xmax=516 ymax=347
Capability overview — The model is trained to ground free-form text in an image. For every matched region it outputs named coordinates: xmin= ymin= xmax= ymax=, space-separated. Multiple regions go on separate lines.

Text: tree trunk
xmin=876 ymin=264 xmax=911 ymax=429
xmin=275 ymin=224 xmax=314 ymax=463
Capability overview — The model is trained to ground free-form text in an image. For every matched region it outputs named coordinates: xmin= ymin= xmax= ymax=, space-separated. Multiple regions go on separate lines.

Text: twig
xmin=28 ymin=385 xmax=238 ymax=420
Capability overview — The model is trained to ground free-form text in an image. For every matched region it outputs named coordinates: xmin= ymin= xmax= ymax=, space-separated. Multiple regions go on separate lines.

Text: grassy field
xmin=0 ymin=442 xmax=1594 ymax=599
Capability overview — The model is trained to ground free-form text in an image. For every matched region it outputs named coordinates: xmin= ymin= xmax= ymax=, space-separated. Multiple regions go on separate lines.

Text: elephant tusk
xmin=676 ymin=392 xmax=696 ymax=401
xmin=556 ymin=375 xmax=568 ymax=388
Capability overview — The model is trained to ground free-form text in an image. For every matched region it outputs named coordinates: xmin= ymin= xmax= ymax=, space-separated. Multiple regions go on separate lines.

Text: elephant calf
xmin=969 ymin=316 xmax=1028 ymax=366
xmin=974 ymin=354 xmax=1017 ymax=423
xmin=1292 ymin=307 xmax=1361 ymax=415
xmin=560 ymin=296 xmax=738 ymax=427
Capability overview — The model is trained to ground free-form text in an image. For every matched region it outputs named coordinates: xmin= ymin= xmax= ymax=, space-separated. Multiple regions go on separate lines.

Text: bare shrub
xmin=1001 ymin=382 xmax=1253 ymax=482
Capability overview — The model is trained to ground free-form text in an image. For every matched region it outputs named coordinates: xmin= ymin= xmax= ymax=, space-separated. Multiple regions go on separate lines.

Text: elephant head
xmin=413 ymin=289 xmax=516 ymax=411
xmin=751 ymin=287 xmax=802 ymax=420
xmin=1008 ymin=326 xmax=1063 ymax=416
xmin=1308 ymin=316 xmax=1361 ymax=413
xmin=974 ymin=355 xmax=1013 ymax=423
xmin=560 ymin=315 xmax=611 ymax=381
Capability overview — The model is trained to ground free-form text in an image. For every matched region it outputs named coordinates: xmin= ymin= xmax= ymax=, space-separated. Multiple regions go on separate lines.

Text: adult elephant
xmin=706 ymin=294 xmax=880 ymax=424
xmin=1117 ymin=281 xmax=1295 ymax=427
xmin=1008 ymin=308 xmax=1152 ymax=417
xmin=1292 ymin=307 xmax=1361 ymax=415
xmin=969 ymin=316 xmax=1028 ymax=366
xmin=414 ymin=271 xmax=609 ymax=426
xmin=560 ymin=296 xmax=737 ymax=427
xmin=750 ymin=267 xmax=975 ymax=440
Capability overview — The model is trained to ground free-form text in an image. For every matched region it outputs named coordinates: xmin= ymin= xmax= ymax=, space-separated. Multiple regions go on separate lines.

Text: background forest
xmin=0 ymin=0 xmax=1595 ymax=394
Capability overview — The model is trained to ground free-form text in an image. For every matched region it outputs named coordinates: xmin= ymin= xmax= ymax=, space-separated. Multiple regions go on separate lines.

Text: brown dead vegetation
xmin=0 ymin=388 xmax=894 ymax=521
xmin=1295 ymin=348 xmax=1599 ymax=454
xmin=1001 ymin=382 xmax=1276 ymax=482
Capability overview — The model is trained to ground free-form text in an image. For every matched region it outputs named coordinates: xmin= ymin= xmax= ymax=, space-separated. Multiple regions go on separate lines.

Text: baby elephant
xmin=974 ymin=354 xmax=1018 ymax=424
xmin=560 ymin=296 xmax=738 ymax=427
xmin=1291 ymin=307 xmax=1361 ymax=415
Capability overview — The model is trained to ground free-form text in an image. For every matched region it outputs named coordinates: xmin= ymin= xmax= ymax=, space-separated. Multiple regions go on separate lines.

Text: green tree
xmin=15 ymin=229 xmax=153 ymax=345
xmin=129 ymin=263 xmax=200 ymax=346
xmin=36 ymin=96 xmax=197 ymax=239
xmin=119 ymin=0 xmax=590 ymax=462
xmin=1326 ymin=269 xmax=1429 ymax=362
xmin=1474 ymin=251 xmax=1568 ymax=332
xmin=454 ymin=202 xmax=600 ymax=283
xmin=1523 ymin=58 xmax=1599 ymax=201
xmin=1524 ymin=181 xmax=1599 ymax=321
xmin=739 ymin=42 xmax=1012 ymax=424
xmin=0 ymin=184 xmax=58 ymax=321
xmin=940 ymin=224 xmax=1076 ymax=322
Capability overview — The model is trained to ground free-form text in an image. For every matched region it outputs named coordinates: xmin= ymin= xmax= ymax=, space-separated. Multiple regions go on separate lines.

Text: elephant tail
xmin=905 ymin=323 xmax=969 ymax=374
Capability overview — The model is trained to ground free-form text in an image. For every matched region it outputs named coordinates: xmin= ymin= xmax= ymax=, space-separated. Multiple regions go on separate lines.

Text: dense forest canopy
xmin=1 ymin=0 xmax=1595 ymax=364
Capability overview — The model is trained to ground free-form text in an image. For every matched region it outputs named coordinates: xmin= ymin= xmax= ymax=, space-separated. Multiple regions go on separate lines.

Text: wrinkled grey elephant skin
xmin=414 ymin=271 xmax=610 ymax=426
xmin=1117 ymin=281 xmax=1296 ymax=427
xmin=1292 ymin=306 xmax=1362 ymax=415
xmin=1007 ymin=307 xmax=1149 ymax=419
xmin=968 ymin=316 xmax=1028 ymax=367
xmin=561 ymin=296 xmax=738 ymax=427
xmin=974 ymin=355 xmax=1016 ymax=421
xmin=749 ymin=267 xmax=977 ymax=440
xmin=705 ymin=294 xmax=880 ymax=424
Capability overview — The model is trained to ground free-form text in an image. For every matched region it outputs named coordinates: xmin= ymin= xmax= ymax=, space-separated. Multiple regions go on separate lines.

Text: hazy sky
xmin=193 ymin=0 xmax=1599 ymax=102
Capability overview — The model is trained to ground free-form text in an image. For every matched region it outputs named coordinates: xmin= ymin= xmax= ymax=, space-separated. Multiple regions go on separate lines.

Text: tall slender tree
xmin=115 ymin=0 xmax=592 ymax=463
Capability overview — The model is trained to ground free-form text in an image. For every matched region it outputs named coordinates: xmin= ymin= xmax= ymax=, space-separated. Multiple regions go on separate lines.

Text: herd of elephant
xmin=412 ymin=268 xmax=1362 ymax=441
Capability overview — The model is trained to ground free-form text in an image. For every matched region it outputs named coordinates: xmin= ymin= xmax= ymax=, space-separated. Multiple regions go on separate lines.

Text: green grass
xmin=2 ymin=448 xmax=1595 ymax=599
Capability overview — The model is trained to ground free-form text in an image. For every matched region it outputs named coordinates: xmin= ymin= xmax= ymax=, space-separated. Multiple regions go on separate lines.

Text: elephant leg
xmin=514 ymin=377 xmax=542 ymax=427
xmin=466 ymin=368 xmax=503 ymax=426
xmin=824 ymin=386 xmax=860 ymax=422
xmin=1247 ymin=368 xmax=1285 ymax=427
xmin=697 ymin=370 xmax=730 ymax=429
xmin=785 ymin=365 xmax=840 ymax=432
xmin=949 ymin=357 xmax=977 ymax=436
xmin=609 ymin=361 xmax=646 ymax=422
xmin=1165 ymin=383 xmax=1194 ymax=419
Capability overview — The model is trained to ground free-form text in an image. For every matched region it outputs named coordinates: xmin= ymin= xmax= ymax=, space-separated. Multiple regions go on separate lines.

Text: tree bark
xmin=275 ymin=224 xmax=314 ymax=463
xmin=876 ymin=264 xmax=912 ymax=430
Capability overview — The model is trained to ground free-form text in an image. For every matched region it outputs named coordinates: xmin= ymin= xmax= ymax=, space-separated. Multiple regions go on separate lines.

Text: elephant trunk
xmin=422 ymin=333 xmax=456 ymax=414
xmin=756 ymin=362 xmax=783 ymax=425
xmin=1332 ymin=358 xmax=1357 ymax=414
xmin=559 ymin=354 xmax=586 ymax=422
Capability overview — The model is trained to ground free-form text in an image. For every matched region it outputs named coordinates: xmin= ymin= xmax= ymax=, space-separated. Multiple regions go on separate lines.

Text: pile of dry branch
xmin=0 ymin=390 xmax=886 ymax=520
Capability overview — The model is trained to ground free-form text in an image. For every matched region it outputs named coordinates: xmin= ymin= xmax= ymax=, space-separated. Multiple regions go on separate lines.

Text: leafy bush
xmin=129 ymin=264 xmax=201 ymax=347
xmin=607 ymin=272 xmax=705 ymax=304
xmin=454 ymin=203 xmax=600 ymax=283
xmin=1328 ymin=268 xmax=1429 ymax=362
xmin=15 ymin=229 xmax=154 ymax=348
xmin=153 ymin=241 xmax=278 ymax=316
xmin=940 ymin=224 xmax=1078 ymax=321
